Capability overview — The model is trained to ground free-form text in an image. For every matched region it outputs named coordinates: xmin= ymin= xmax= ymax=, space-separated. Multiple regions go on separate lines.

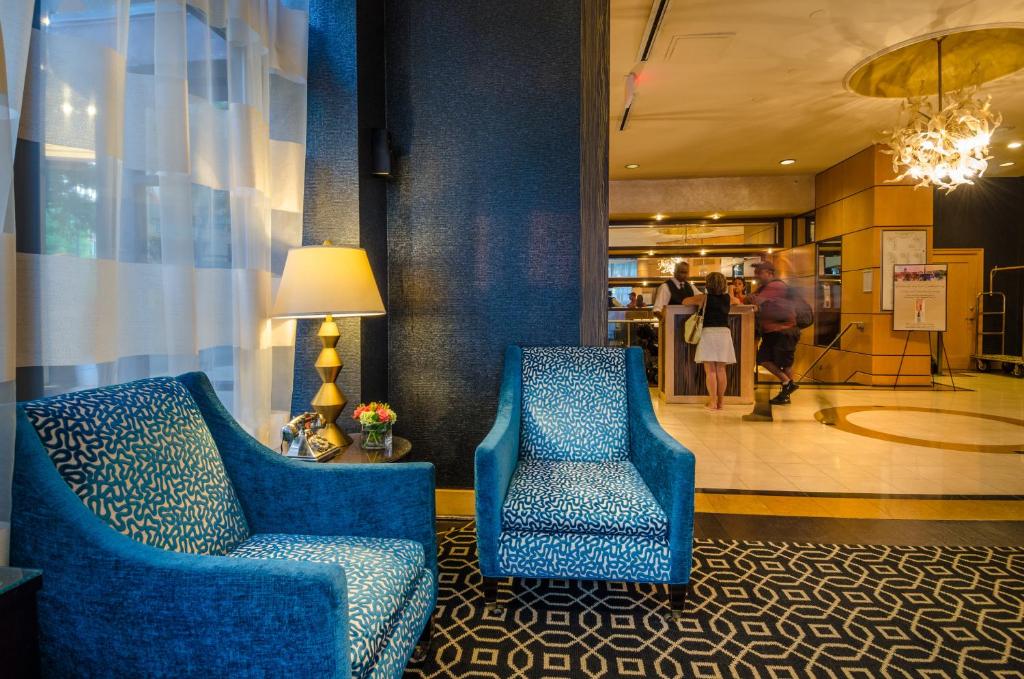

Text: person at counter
xmin=729 ymin=277 xmax=747 ymax=305
xmin=683 ymin=272 xmax=737 ymax=411
xmin=748 ymin=261 xmax=800 ymax=405
xmin=652 ymin=261 xmax=697 ymax=316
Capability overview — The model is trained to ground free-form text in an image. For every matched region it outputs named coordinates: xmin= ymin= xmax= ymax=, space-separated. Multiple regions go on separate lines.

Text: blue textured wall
xmin=386 ymin=1 xmax=584 ymax=488
xmin=293 ymin=0 xmax=362 ymax=423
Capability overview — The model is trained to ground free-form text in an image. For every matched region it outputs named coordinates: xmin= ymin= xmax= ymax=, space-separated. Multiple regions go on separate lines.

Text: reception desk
xmin=658 ymin=304 xmax=756 ymax=404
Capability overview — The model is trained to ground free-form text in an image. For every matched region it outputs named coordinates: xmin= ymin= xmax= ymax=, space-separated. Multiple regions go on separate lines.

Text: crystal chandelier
xmin=883 ymin=37 xmax=1001 ymax=193
xmin=658 ymin=257 xmax=684 ymax=275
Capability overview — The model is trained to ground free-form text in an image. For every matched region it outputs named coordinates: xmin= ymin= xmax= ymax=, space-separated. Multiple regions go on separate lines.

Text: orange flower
xmin=377 ymin=408 xmax=391 ymax=422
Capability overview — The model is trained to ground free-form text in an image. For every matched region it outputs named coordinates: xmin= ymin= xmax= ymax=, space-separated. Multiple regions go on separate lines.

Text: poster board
xmin=881 ymin=230 xmax=927 ymax=310
xmin=893 ymin=264 xmax=947 ymax=332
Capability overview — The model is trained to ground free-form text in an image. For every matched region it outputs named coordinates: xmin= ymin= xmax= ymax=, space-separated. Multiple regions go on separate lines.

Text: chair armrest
xmin=11 ymin=410 xmax=352 ymax=677
xmin=474 ymin=345 xmax=523 ymax=577
xmin=178 ymin=372 xmax=437 ymax=574
xmin=624 ymin=347 xmax=696 ymax=583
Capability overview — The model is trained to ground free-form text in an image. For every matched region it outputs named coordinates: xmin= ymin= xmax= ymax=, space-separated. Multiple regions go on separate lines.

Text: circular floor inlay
xmin=814 ymin=406 xmax=1024 ymax=454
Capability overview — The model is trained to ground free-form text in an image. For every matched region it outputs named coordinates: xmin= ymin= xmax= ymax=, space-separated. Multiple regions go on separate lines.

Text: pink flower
xmin=377 ymin=408 xmax=391 ymax=422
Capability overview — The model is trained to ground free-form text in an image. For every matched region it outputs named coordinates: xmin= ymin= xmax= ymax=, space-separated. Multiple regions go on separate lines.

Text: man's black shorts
xmin=757 ymin=329 xmax=799 ymax=368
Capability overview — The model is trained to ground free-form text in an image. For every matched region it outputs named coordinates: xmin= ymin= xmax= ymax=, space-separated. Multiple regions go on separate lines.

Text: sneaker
xmin=782 ymin=381 xmax=800 ymax=395
xmin=769 ymin=393 xmax=791 ymax=405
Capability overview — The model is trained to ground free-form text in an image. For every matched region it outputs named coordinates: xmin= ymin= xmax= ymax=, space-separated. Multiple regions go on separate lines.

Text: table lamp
xmin=272 ymin=241 xmax=385 ymax=447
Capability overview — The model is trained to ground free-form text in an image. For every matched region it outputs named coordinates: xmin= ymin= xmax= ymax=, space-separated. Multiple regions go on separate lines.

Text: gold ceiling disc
xmin=845 ymin=26 xmax=1024 ymax=98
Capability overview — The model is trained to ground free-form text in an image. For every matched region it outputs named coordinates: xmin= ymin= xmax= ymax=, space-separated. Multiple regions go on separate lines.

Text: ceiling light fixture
xmin=625 ymin=163 xmax=639 ymax=169
xmin=1000 ymin=161 xmax=1015 ymax=167
xmin=658 ymin=257 xmax=685 ymax=275
xmin=1009 ymin=141 xmax=1022 ymax=149
xmin=710 ymin=213 xmax=721 ymax=220
xmin=653 ymin=213 xmax=666 ymax=221
xmin=700 ymin=249 xmax=707 ymax=256
xmin=883 ymin=37 xmax=1001 ymax=193
xmin=779 ymin=159 xmax=796 ymax=166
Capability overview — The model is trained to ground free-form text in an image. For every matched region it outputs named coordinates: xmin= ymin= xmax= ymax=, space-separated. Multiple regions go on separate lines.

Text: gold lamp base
xmin=311 ymin=313 xmax=353 ymax=447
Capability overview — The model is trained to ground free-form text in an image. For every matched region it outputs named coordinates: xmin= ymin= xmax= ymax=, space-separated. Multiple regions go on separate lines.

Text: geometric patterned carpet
xmin=405 ymin=522 xmax=1024 ymax=678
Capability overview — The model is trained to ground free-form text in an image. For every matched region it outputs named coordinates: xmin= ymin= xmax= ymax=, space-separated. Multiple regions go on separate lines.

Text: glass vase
xmin=361 ymin=423 xmax=392 ymax=451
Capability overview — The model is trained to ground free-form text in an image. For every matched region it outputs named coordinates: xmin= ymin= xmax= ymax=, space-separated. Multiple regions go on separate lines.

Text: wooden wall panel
xmin=841 ymin=190 xmax=874 ymax=233
xmin=874 ymin=186 xmax=933 ymax=226
xmin=805 ymin=144 xmax=935 ymax=386
xmin=840 ymin=268 xmax=878 ymax=314
xmin=775 ymin=243 xmax=816 ymax=279
xmin=841 ymin=228 xmax=878 ymax=270
xmin=839 ymin=313 xmax=931 ymax=356
xmin=579 ymin=0 xmax=609 ymax=345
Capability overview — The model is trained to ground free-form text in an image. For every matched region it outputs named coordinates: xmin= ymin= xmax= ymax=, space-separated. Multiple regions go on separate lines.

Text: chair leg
xmin=410 ymin=616 xmax=433 ymax=663
xmin=668 ymin=583 xmax=688 ymax=619
xmin=482 ymin=576 xmax=502 ymax=612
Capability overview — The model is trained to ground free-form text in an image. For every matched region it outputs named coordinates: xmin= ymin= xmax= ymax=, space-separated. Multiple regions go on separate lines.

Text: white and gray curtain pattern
xmin=0 ymin=0 xmax=309 ymax=563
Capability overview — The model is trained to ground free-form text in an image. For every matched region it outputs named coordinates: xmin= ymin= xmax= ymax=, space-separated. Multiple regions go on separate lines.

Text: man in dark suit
xmin=652 ymin=261 xmax=696 ymax=317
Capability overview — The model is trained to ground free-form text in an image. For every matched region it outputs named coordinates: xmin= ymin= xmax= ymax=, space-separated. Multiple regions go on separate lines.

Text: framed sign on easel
xmin=891 ymin=264 xmax=956 ymax=390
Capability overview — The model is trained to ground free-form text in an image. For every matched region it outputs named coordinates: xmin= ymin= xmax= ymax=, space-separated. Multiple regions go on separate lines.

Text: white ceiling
xmin=610 ymin=0 xmax=1024 ymax=180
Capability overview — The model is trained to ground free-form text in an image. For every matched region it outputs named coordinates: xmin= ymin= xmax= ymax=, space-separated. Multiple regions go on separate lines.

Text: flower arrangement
xmin=353 ymin=402 xmax=397 ymax=449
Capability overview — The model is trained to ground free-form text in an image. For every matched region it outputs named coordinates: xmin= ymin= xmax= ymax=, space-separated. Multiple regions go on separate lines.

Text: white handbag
xmin=684 ymin=295 xmax=706 ymax=345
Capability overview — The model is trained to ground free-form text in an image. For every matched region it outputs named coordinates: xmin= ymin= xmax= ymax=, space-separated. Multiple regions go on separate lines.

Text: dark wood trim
xmin=579 ymin=0 xmax=610 ymax=346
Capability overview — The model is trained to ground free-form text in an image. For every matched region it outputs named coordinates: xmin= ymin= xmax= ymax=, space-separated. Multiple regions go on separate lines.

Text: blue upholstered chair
xmin=475 ymin=346 xmax=695 ymax=615
xmin=11 ymin=372 xmax=436 ymax=678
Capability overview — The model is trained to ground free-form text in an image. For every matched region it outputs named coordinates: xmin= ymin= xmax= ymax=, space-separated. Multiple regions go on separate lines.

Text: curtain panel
xmin=1 ymin=0 xmax=309 ymax=563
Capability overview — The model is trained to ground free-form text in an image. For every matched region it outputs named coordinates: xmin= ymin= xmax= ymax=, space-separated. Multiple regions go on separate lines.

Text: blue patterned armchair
xmin=11 ymin=373 xmax=436 ymax=678
xmin=475 ymin=346 xmax=696 ymax=615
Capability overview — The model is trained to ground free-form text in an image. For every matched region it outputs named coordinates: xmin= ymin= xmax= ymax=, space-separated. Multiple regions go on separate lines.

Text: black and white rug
xmin=405 ymin=523 xmax=1024 ymax=678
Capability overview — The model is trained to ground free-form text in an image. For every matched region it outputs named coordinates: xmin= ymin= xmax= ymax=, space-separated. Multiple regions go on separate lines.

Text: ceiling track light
xmin=620 ymin=72 xmax=637 ymax=132
xmin=619 ymin=0 xmax=672 ymax=133
xmin=636 ymin=0 xmax=673 ymax=63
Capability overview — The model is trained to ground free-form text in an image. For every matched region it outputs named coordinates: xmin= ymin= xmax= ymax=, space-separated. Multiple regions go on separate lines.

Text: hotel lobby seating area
xmin=1 ymin=1 xmax=1023 ymax=678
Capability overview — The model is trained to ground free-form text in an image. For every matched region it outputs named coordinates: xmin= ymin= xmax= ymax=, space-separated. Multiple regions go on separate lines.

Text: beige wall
xmin=610 ymin=175 xmax=815 ymax=218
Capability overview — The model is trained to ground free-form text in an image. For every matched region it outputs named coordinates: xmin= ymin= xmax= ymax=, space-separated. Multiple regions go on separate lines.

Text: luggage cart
xmin=972 ymin=265 xmax=1024 ymax=377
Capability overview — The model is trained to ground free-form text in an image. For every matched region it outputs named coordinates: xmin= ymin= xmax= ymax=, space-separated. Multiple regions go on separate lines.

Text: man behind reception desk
xmin=653 ymin=261 xmax=697 ymax=317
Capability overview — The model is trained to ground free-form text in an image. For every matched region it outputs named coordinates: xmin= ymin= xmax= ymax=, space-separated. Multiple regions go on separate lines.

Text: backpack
xmin=787 ymin=285 xmax=814 ymax=329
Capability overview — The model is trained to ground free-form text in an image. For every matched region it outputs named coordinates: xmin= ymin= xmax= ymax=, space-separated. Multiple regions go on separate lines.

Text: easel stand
xmin=893 ymin=331 xmax=957 ymax=391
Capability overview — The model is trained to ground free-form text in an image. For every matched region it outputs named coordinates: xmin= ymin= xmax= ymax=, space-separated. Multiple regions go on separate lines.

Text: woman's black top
xmin=702 ymin=293 xmax=731 ymax=327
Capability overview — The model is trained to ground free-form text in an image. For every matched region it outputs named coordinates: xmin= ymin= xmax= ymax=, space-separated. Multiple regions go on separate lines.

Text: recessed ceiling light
xmin=647 ymin=250 xmax=654 ymax=256
xmin=767 ymin=248 xmax=774 ymax=255
xmin=779 ymin=159 xmax=796 ymax=166
xmin=710 ymin=213 xmax=721 ymax=220
xmin=700 ymin=249 xmax=707 ymax=256
xmin=61 ymin=102 xmax=73 ymax=116
xmin=1008 ymin=142 xmax=1022 ymax=149
xmin=1000 ymin=161 xmax=1015 ymax=167
xmin=625 ymin=163 xmax=640 ymax=169
xmin=653 ymin=213 xmax=666 ymax=221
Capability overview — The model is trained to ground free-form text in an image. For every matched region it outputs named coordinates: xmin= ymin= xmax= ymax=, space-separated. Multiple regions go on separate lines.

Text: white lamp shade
xmin=271 ymin=245 xmax=385 ymax=319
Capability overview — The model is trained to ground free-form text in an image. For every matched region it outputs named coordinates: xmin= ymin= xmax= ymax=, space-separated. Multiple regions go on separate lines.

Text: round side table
xmin=326 ymin=432 xmax=411 ymax=463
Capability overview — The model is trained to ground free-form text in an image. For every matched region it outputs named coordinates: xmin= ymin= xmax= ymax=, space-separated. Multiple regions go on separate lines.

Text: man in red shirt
xmin=748 ymin=262 xmax=800 ymax=405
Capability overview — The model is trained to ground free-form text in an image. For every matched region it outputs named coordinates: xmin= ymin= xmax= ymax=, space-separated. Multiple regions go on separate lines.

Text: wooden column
xmin=579 ymin=0 xmax=609 ymax=346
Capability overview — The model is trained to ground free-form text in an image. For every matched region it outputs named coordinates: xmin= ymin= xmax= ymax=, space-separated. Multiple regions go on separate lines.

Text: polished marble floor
xmin=654 ymin=372 xmax=1024 ymax=497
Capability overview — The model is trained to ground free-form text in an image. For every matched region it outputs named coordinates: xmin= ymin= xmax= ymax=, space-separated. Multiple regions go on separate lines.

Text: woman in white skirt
xmin=684 ymin=272 xmax=737 ymax=410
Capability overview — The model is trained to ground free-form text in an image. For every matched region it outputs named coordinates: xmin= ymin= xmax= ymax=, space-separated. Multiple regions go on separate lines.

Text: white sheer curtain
xmin=1 ymin=0 xmax=308 ymax=562
xmin=0 ymin=3 xmax=34 ymax=566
